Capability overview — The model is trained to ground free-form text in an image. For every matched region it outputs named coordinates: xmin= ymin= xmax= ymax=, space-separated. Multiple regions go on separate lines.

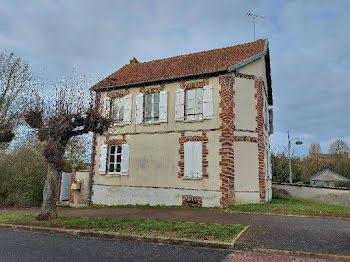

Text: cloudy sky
xmin=1 ymin=0 xmax=349 ymax=156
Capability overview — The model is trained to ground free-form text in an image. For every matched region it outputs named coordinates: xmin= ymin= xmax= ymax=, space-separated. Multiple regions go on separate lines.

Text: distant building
xmin=305 ymin=169 xmax=350 ymax=187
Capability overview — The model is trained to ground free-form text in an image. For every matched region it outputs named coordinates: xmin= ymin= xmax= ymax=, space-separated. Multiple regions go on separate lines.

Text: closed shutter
xmin=120 ymin=144 xmax=130 ymax=175
xmin=184 ymin=141 xmax=203 ymax=178
xmin=100 ymin=96 xmax=111 ymax=118
xmin=123 ymin=94 xmax=132 ymax=124
xmin=268 ymin=149 xmax=272 ymax=179
xmin=203 ymin=85 xmax=213 ymax=119
xmin=269 ymin=109 xmax=273 ymax=134
xmin=159 ymin=90 xmax=168 ymax=123
xmin=135 ymin=94 xmax=143 ymax=124
xmin=175 ymin=89 xmax=184 ymax=121
xmin=98 ymin=145 xmax=108 ymax=174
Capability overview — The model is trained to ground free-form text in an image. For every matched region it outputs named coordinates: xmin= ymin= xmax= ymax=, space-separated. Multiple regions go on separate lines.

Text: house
xmin=305 ymin=169 xmax=350 ymax=187
xmin=89 ymin=39 xmax=273 ymax=207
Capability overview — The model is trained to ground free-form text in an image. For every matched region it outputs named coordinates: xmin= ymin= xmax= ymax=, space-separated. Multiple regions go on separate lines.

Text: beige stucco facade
xmin=91 ymin=56 xmax=272 ymax=207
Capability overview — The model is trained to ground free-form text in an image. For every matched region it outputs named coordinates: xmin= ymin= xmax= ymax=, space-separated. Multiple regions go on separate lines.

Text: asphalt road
xmin=0 ymin=229 xmax=231 ymax=262
xmin=2 ymin=207 xmax=350 ymax=256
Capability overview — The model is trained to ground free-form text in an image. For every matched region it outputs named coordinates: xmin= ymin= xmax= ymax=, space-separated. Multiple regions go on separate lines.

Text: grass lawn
xmin=0 ymin=214 xmax=245 ymax=243
xmin=227 ymin=198 xmax=350 ymax=218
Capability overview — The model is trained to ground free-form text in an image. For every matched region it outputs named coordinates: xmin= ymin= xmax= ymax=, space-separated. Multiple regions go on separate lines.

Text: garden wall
xmin=273 ymin=183 xmax=350 ymax=207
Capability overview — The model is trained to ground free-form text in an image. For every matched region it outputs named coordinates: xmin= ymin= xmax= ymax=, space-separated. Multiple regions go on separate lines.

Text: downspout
xmin=87 ymin=132 xmax=96 ymax=207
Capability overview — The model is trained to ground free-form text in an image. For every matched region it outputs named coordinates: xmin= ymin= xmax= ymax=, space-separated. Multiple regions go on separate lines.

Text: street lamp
xmin=287 ymin=131 xmax=303 ymax=184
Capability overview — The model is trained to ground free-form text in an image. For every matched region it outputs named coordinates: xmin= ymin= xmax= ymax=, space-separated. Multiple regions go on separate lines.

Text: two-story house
xmin=90 ymin=39 xmax=273 ymax=207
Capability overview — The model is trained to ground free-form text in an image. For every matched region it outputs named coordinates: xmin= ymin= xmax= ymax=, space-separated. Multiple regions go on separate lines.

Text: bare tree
xmin=25 ymin=77 xmax=110 ymax=220
xmin=309 ymin=143 xmax=321 ymax=156
xmin=0 ymin=52 xmax=33 ymax=144
xmin=328 ymin=139 xmax=349 ymax=155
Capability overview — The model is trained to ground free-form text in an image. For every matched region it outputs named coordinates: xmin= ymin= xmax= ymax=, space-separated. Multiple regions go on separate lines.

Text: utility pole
xmin=247 ymin=10 xmax=264 ymax=41
xmin=287 ymin=131 xmax=303 ymax=184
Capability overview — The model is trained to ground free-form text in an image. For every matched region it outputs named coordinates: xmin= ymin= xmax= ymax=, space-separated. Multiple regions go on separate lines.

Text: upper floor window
xmin=186 ymin=88 xmax=203 ymax=120
xmin=112 ymin=97 xmax=124 ymax=123
xmin=145 ymin=93 xmax=160 ymax=123
xmin=175 ymin=85 xmax=213 ymax=122
xmin=136 ymin=91 xmax=168 ymax=124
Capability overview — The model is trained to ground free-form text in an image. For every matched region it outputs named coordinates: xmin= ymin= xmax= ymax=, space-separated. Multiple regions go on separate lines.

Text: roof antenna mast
xmin=246 ymin=10 xmax=264 ymax=41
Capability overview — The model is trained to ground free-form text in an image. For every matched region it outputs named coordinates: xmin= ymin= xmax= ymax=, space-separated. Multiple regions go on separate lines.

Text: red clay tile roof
xmin=92 ymin=39 xmax=267 ymax=90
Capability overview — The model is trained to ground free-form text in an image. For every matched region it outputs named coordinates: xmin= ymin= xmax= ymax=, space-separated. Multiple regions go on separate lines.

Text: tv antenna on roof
xmin=247 ymin=10 xmax=264 ymax=41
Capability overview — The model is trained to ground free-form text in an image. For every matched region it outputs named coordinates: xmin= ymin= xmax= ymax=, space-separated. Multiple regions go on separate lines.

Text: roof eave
xmin=91 ymin=69 xmax=227 ymax=92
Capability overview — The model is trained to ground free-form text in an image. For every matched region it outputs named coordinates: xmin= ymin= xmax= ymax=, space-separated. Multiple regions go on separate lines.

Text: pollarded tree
xmin=309 ymin=143 xmax=321 ymax=156
xmin=328 ymin=139 xmax=349 ymax=155
xmin=25 ymin=77 xmax=110 ymax=220
xmin=0 ymin=52 xmax=33 ymax=144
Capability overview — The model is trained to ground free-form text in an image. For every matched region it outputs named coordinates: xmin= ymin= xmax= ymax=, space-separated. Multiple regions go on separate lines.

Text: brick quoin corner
xmin=219 ymin=75 xmax=236 ymax=207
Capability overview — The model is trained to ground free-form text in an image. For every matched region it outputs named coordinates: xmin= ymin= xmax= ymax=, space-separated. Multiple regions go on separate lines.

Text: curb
xmin=224 ymin=210 xmax=350 ymax=221
xmin=0 ymin=223 xmax=237 ymax=250
xmin=252 ymin=248 xmax=350 ymax=261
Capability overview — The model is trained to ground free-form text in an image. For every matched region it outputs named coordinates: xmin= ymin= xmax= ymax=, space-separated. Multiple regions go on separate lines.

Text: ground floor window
xmin=108 ymin=145 xmax=122 ymax=173
xmin=184 ymin=141 xmax=203 ymax=178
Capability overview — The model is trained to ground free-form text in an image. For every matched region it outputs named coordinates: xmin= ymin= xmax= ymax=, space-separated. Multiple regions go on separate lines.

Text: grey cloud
xmin=1 ymin=0 xmax=349 ymax=155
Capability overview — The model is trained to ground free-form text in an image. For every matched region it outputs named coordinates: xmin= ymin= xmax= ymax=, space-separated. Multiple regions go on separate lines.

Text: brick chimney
xmin=129 ymin=57 xmax=139 ymax=64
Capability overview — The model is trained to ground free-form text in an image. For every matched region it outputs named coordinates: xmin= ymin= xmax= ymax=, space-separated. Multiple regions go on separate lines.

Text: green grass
xmin=228 ymin=198 xmax=350 ymax=218
xmin=0 ymin=214 xmax=245 ymax=243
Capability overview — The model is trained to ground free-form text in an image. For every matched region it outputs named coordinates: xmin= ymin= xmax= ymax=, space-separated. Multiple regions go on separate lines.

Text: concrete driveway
xmin=1 ymin=207 xmax=349 ymax=256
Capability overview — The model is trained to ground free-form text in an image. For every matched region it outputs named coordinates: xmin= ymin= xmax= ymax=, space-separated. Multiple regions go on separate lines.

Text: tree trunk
xmin=37 ymin=164 xmax=59 ymax=220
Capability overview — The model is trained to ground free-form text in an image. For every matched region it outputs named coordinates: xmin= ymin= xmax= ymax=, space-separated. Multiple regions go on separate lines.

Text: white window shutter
xmin=184 ymin=141 xmax=202 ymax=178
xmin=98 ymin=145 xmax=108 ymax=175
xmin=203 ymin=85 xmax=213 ymax=119
xmin=193 ymin=142 xmax=203 ymax=178
xmin=175 ymin=89 xmax=184 ymax=121
xmin=121 ymin=144 xmax=130 ymax=175
xmin=268 ymin=149 xmax=272 ymax=179
xmin=135 ymin=94 xmax=143 ymax=124
xmin=100 ymin=96 xmax=111 ymax=118
xmin=184 ymin=142 xmax=193 ymax=178
xmin=159 ymin=90 xmax=168 ymax=123
xmin=123 ymin=94 xmax=132 ymax=124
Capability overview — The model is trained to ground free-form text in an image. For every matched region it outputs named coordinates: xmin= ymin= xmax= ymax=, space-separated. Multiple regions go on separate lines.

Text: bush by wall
xmin=0 ymin=143 xmax=47 ymax=207
xmin=335 ymin=181 xmax=350 ymax=188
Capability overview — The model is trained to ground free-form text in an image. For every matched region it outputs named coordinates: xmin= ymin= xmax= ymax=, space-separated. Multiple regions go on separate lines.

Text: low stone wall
xmin=273 ymin=183 xmax=350 ymax=207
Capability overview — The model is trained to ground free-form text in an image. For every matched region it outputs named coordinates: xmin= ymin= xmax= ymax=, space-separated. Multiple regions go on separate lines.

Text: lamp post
xmin=287 ymin=131 xmax=303 ymax=184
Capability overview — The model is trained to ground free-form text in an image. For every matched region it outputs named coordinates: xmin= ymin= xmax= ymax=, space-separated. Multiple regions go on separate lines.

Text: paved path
xmin=0 ymin=229 xmax=333 ymax=262
xmin=1 ymin=207 xmax=350 ymax=256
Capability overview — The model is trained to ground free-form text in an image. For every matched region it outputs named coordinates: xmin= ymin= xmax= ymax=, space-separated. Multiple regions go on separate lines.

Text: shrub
xmin=0 ymin=142 xmax=47 ymax=207
xmin=335 ymin=181 xmax=350 ymax=188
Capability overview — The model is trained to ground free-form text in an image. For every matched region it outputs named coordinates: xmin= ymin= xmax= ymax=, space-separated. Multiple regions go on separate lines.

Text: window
xmin=186 ymin=88 xmax=203 ymax=120
xmin=108 ymin=145 xmax=122 ymax=173
xmin=184 ymin=141 xmax=203 ymax=179
xmin=145 ymin=93 xmax=160 ymax=123
xmin=112 ymin=97 xmax=124 ymax=123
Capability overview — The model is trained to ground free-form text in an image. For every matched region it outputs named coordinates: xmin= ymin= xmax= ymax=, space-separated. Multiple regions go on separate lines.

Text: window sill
xmin=111 ymin=122 xmax=131 ymax=127
xmin=104 ymin=173 xmax=121 ymax=177
xmin=143 ymin=121 xmax=161 ymax=126
xmin=182 ymin=177 xmax=203 ymax=180
xmin=183 ymin=117 xmax=213 ymax=123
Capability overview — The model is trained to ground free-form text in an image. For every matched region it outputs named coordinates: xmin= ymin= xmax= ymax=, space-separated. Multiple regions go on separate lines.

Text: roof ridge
xmin=128 ymin=39 xmax=266 ymax=66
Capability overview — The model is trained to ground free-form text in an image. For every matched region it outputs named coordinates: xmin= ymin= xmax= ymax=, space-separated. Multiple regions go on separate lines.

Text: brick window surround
xmin=140 ymin=84 xmax=165 ymax=94
xmin=178 ymin=131 xmax=208 ymax=179
xmin=107 ymin=89 xmax=130 ymax=98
